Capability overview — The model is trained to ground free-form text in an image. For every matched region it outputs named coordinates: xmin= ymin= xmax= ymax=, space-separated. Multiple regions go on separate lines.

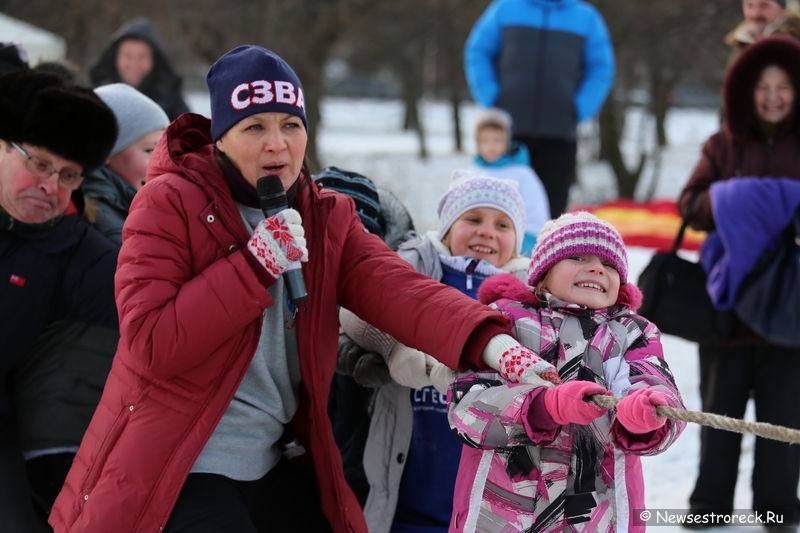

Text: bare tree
xmin=589 ymin=0 xmax=740 ymax=199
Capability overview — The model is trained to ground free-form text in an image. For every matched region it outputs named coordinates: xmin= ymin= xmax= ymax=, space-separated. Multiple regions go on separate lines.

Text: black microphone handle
xmin=283 ymin=268 xmax=308 ymax=304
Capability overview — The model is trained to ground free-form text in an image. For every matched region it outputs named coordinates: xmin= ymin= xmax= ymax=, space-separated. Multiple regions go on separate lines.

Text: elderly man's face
xmin=0 ymin=140 xmax=78 ymax=224
xmin=743 ymin=0 xmax=785 ymax=37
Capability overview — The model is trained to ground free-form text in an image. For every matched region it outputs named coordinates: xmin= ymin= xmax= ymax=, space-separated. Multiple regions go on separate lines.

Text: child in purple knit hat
xmin=446 ymin=210 xmax=687 ymax=533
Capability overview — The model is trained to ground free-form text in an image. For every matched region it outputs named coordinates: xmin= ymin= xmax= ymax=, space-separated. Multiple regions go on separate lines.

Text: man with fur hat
xmin=0 ymin=69 xmax=119 ymax=531
xmin=726 ymin=0 xmax=788 ymax=62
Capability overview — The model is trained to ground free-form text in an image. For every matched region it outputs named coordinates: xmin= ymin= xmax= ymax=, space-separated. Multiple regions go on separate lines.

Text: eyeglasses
xmin=10 ymin=142 xmax=84 ymax=190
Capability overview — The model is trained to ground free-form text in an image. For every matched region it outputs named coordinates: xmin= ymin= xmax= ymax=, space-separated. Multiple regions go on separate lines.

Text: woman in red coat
xmin=49 ymin=46 xmax=556 ymax=533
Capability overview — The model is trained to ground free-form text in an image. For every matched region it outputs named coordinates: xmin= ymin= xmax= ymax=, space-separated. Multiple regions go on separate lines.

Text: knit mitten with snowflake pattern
xmin=247 ymin=208 xmax=308 ymax=279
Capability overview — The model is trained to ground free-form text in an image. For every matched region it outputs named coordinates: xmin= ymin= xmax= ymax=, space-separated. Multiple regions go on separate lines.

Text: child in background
xmin=470 ymin=108 xmax=550 ymax=255
xmin=448 ymin=211 xmax=685 ymax=533
xmin=339 ymin=170 xmax=561 ymax=533
xmin=82 ymin=83 xmax=169 ymax=245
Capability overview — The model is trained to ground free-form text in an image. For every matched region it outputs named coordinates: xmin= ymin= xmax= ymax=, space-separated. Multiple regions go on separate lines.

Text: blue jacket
xmin=465 ymin=0 xmax=615 ymax=141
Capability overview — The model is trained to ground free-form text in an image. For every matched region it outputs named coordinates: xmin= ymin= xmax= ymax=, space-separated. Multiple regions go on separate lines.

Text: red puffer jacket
xmin=49 ymin=114 xmax=509 ymax=533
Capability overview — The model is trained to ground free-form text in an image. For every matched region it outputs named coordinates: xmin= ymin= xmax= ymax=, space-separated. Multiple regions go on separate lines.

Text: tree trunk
xmin=650 ymin=65 xmax=673 ymax=147
xmin=598 ymin=99 xmax=646 ymax=199
xmin=450 ymin=87 xmax=462 ymax=152
xmin=400 ymin=56 xmax=427 ymax=159
xmin=304 ymin=73 xmax=323 ymax=170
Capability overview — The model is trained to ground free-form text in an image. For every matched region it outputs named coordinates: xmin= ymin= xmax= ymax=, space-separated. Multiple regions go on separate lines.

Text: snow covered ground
xmin=186 ymin=94 xmax=791 ymax=531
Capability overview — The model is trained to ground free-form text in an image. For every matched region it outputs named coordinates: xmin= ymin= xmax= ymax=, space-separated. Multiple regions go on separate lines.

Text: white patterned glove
xmin=388 ymin=343 xmax=433 ymax=389
xmin=426 ymin=355 xmax=454 ymax=395
xmin=481 ymin=334 xmax=561 ymax=386
xmin=247 ymin=208 xmax=308 ymax=279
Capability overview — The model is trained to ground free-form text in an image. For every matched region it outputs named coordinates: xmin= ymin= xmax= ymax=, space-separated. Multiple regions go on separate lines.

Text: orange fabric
xmin=570 ymin=199 xmax=707 ymax=252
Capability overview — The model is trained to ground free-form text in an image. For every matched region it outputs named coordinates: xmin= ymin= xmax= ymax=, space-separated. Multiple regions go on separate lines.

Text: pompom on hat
xmin=0 ymin=70 xmax=117 ymax=172
xmin=527 ymin=211 xmax=642 ymax=309
xmin=437 ymin=169 xmax=527 ymax=254
xmin=95 ymin=83 xmax=169 ymax=156
xmin=206 ymin=45 xmax=307 ymax=142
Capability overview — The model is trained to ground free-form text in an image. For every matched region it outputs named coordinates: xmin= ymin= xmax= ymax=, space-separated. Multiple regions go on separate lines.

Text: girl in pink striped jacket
xmin=447 ymin=212 xmax=686 ymax=533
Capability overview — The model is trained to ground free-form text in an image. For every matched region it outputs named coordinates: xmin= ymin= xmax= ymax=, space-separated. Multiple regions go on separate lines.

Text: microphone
xmin=256 ymin=175 xmax=309 ymax=304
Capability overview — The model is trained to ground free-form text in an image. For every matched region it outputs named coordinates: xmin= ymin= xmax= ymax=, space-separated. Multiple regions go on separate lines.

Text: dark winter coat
xmin=89 ymin=18 xmax=189 ymax=121
xmin=680 ymin=36 xmax=800 ymax=230
xmin=0 ymin=205 xmax=118 ymax=449
xmin=464 ymin=0 xmax=615 ymax=141
xmin=49 ymin=113 xmax=511 ymax=533
xmin=81 ymin=166 xmax=137 ymax=247
xmin=10 ymin=321 xmax=119 ymax=451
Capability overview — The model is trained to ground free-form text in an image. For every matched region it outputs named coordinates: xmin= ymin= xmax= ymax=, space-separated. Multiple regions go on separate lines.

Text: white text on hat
xmin=230 ymin=80 xmax=305 ymax=111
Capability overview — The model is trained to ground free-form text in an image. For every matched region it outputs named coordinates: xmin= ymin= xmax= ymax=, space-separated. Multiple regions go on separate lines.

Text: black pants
xmin=690 ymin=342 xmax=800 ymax=523
xmin=513 ymin=136 xmax=577 ymax=217
xmin=26 ymin=452 xmax=75 ymax=516
xmin=328 ymin=373 xmax=371 ymax=507
xmin=164 ymin=458 xmax=334 ymax=533
xmin=0 ymin=447 xmax=49 ymax=533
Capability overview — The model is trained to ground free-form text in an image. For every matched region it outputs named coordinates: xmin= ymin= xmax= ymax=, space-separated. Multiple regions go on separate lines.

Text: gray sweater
xmin=190 ymin=204 xmax=301 ymax=481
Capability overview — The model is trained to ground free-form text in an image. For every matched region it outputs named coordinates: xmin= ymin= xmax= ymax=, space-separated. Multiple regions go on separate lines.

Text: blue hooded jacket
xmin=465 ymin=0 xmax=615 ymax=141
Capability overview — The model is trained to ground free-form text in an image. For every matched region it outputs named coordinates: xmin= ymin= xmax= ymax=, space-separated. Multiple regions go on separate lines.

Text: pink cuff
xmin=611 ymin=420 xmax=670 ymax=452
xmin=522 ymin=387 xmax=560 ymax=444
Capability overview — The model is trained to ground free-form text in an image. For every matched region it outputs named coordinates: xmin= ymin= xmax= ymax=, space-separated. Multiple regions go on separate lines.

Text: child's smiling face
xmin=442 ymin=206 xmax=516 ymax=267
xmin=542 ymin=254 xmax=620 ymax=309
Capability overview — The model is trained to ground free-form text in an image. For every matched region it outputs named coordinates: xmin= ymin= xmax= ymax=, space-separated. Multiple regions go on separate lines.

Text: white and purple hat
xmin=527 ymin=211 xmax=628 ymax=286
xmin=206 ymin=45 xmax=307 ymax=142
xmin=437 ymin=169 xmax=526 ymax=254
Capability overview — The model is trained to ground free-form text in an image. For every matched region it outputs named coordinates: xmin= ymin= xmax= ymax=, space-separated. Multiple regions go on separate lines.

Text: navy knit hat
xmin=206 ymin=45 xmax=307 ymax=142
xmin=314 ymin=167 xmax=384 ymax=238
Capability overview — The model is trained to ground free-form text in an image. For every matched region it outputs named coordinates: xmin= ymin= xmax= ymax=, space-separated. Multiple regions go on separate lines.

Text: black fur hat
xmin=0 ymin=70 xmax=118 ymax=172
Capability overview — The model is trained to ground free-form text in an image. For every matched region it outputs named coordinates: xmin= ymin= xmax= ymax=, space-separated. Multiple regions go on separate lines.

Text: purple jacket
xmin=447 ymin=294 xmax=685 ymax=532
xmin=702 ymin=177 xmax=800 ymax=309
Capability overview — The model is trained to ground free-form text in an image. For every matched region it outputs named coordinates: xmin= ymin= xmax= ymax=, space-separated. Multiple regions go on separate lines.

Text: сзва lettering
xmin=230 ymin=80 xmax=305 ymax=111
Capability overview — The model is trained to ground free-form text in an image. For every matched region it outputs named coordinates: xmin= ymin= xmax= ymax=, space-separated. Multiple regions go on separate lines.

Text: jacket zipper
xmin=533 ymin=6 xmax=551 ymax=123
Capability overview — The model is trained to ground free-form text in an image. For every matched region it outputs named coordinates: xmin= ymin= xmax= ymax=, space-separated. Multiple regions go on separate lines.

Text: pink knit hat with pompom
xmin=527 ymin=211 xmax=642 ymax=309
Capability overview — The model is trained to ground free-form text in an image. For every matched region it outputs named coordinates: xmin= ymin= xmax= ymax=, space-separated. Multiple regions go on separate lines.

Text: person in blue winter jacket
xmin=470 ymin=107 xmax=550 ymax=255
xmin=464 ymin=0 xmax=615 ymax=218
xmin=338 ymin=169 xmax=562 ymax=533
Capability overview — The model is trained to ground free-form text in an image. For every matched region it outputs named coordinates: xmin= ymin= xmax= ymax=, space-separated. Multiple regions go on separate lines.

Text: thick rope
xmin=589 ymin=394 xmax=800 ymax=445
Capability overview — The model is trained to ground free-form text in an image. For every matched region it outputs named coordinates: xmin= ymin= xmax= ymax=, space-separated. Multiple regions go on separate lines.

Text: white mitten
xmin=481 ymin=334 xmax=561 ymax=386
xmin=338 ymin=308 xmax=397 ymax=358
xmin=426 ymin=355 xmax=454 ymax=395
xmin=247 ymin=208 xmax=308 ymax=279
xmin=388 ymin=343 xmax=433 ymax=389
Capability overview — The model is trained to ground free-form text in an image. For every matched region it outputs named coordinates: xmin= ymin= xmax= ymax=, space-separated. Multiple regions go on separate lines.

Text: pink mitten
xmin=615 ymin=388 xmax=668 ymax=434
xmin=543 ymin=381 xmax=611 ymax=425
xmin=247 ymin=208 xmax=308 ymax=279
